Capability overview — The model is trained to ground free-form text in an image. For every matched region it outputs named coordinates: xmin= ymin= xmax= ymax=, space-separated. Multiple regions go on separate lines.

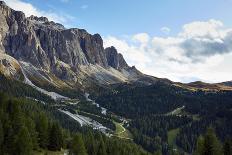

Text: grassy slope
xmin=113 ymin=121 xmax=133 ymax=140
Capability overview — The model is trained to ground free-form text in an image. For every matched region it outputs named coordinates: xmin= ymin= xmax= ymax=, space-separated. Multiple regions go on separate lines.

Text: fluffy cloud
xmin=132 ymin=33 xmax=150 ymax=44
xmin=4 ymin=0 xmax=75 ymax=26
xmin=104 ymin=19 xmax=232 ymax=83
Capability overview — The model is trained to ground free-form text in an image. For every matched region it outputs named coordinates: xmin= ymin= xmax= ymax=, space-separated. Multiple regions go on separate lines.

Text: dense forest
xmin=96 ymin=82 xmax=185 ymax=118
xmin=0 ymin=93 xmax=149 ymax=155
xmin=0 ymin=74 xmax=231 ymax=155
xmin=0 ymin=74 xmax=54 ymax=103
xmin=129 ymin=115 xmax=192 ymax=154
xmin=96 ymin=82 xmax=232 ymax=118
xmin=96 ymin=82 xmax=232 ymax=154
xmin=193 ymin=127 xmax=232 ymax=155
xmin=176 ymin=115 xmax=232 ymax=153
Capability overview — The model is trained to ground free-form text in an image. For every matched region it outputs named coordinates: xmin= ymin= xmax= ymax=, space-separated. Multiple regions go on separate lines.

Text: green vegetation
xmin=194 ymin=127 xmax=224 ymax=155
xmin=0 ymin=92 xmax=150 ymax=155
xmin=0 ymin=74 xmax=54 ymax=103
xmin=70 ymin=134 xmax=87 ymax=155
xmin=128 ymin=115 xmax=191 ymax=154
xmin=113 ymin=121 xmax=133 ymax=140
xmin=0 ymin=73 xmax=231 ymax=155
xmin=168 ymin=128 xmax=179 ymax=148
xmin=114 ymin=121 xmax=124 ymax=134
xmin=34 ymin=149 xmax=66 ymax=155
xmin=0 ymin=93 xmax=64 ymax=154
xmin=96 ymin=82 xmax=232 ymax=154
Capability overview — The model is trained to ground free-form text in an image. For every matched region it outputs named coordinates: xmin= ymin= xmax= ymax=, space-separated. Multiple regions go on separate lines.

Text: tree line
xmin=96 ymin=82 xmax=232 ymax=154
xmin=0 ymin=92 xmax=149 ymax=155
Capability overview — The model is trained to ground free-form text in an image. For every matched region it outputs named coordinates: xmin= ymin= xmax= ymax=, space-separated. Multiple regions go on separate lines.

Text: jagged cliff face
xmin=105 ymin=46 xmax=129 ymax=70
xmin=0 ymin=2 xmax=107 ymax=69
xmin=0 ymin=1 xmax=142 ymax=89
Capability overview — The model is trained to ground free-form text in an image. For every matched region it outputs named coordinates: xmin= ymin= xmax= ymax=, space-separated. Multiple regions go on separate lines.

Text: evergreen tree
xmin=48 ymin=122 xmax=63 ymax=151
xmin=0 ymin=121 xmax=3 ymax=153
xmin=14 ymin=126 xmax=33 ymax=155
xmin=25 ymin=117 xmax=39 ymax=150
xmin=203 ymin=128 xmax=222 ymax=155
xmin=36 ymin=113 xmax=49 ymax=148
xmin=194 ymin=135 xmax=204 ymax=155
xmin=223 ymin=138 xmax=232 ymax=155
xmin=153 ymin=136 xmax=162 ymax=154
xmin=84 ymin=131 xmax=97 ymax=155
xmin=70 ymin=134 xmax=87 ymax=155
xmin=4 ymin=123 xmax=15 ymax=154
xmin=97 ymin=137 xmax=107 ymax=155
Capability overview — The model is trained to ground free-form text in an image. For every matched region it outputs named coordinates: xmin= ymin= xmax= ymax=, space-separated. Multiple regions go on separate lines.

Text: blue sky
xmin=18 ymin=0 xmax=232 ymax=36
xmin=4 ymin=0 xmax=232 ymax=83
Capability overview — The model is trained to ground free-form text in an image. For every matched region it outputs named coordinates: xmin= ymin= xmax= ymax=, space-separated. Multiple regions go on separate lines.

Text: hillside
xmin=0 ymin=1 xmax=231 ymax=155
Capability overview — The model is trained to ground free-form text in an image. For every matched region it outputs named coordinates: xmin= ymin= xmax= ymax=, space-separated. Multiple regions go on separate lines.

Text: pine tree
xmin=0 ymin=121 xmax=3 ymax=153
xmin=194 ymin=135 xmax=204 ymax=155
xmin=70 ymin=134 xmax=87 ymax=155
xmin=203 ymin=127 xmax=222 ymax=155
xmin=97 ymin=137 xmax=107 ymax=155
xmin=223 ymin=138 xmax=232 ymax=155
xmin=25 ymin=117 xmax=39 ymax=150
xmin=48 ymin=122 xmax=63 ymax=151
xmin=154 ymin=136 xmax=162 ymax=154
xmin=4 ymin=122 xmax=15 ymax=154
xmin=14 ymin=126 xmax=33 ymax=155
xmin=84 ymin=131 xmax=97 ymax=155
xmin=36 ymin=113 xmax=49 ymax=148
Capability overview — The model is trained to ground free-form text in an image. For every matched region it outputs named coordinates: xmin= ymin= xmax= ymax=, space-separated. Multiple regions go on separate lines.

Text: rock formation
xmin=0 ymin=1 xmax=142 ymax=89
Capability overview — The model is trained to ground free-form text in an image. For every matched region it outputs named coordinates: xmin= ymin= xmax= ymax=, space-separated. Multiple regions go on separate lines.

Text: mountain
xmin=1 ymin=1 xmax=231 ymax=95
xmin=175 ymin=81 xmax=232 ymax=91
xmin=0 ymin=2 xmax=232 ymax=155
xmin=0 ymin=1 xmax=142 ymax=93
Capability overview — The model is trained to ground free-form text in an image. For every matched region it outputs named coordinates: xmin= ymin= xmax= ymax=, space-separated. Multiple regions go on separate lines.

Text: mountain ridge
xmin=0 ymin=1 xmax=231 ymax=94
xmin=0 ymin=1 xmax=143 ymax=91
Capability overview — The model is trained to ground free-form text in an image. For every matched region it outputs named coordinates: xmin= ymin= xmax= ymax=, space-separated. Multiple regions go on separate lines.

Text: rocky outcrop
xmin=0 ymin=52 xmax=22 ymax=79
xmin=0 ymin=2 xmax=110 ymax=69
xmin=105 ymin=46 xmax=129 ymax=70
xmin=0 ymin=1 xmax=142 ymax=88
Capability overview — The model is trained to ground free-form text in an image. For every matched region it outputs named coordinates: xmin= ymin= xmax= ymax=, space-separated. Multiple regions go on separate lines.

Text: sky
xmin=4 ymin=0 xmax=232 ymax=83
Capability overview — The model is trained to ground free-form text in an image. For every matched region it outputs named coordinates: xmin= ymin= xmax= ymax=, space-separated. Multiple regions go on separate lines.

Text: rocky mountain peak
xmin=28 ymin=15 xmax=65 ymax=30
xmin=0 ymin=1 xmax=6 ymax=5
xmin=0 ymin=2 xmax=143 ymax=87
xmin=28 ymin=15 xmax=49 ymax=23
xmin=105 ymin=46 xmax=129 ymax=70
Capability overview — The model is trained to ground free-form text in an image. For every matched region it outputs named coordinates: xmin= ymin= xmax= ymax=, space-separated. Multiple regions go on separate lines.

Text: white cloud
xmin=161 ymin=27 xmax=171 ymax=34
xmin=179 ymin=19 xmax=224 ymax=39
xmin=132 ymin=33 xmax=150 ymax=44
xmin=104 ymin=19 xmax=232 ymax=83
xmin=4 ymin=0 xmax=75 ymax=26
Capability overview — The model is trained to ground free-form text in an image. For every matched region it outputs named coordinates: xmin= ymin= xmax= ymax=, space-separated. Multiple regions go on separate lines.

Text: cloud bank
xmin=104 ymin=19 xmax=232 ymax=83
